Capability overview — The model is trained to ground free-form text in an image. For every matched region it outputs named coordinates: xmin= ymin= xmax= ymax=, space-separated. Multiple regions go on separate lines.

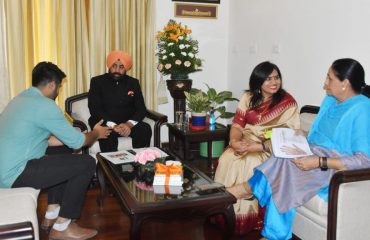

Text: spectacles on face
xmin=266 ymin=75 xmax=281 ymax=81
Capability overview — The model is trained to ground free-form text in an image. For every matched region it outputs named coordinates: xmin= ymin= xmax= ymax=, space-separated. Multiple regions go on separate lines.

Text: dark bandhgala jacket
xmin=88 ymin=73 xmax=147 ymax=128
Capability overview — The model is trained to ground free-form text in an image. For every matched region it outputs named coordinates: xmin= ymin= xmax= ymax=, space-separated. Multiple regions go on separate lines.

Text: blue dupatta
xmin=308 ymin=94 xmax=370 ymax=200
xmin=308 ymin=94 xmax=370 ymax=157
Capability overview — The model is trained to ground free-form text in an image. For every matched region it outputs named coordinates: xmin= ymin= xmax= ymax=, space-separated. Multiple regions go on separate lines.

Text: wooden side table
xmin=167 ymin=123 xmax=228 ymax=177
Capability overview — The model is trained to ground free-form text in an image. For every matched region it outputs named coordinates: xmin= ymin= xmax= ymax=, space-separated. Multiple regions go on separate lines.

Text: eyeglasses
xmin=266 ymin=75 xmax=281 ymax=81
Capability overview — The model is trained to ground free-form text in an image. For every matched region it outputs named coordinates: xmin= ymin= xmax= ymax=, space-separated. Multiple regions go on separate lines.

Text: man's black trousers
xmin=12 ymin=148 xmax=95 ymax=219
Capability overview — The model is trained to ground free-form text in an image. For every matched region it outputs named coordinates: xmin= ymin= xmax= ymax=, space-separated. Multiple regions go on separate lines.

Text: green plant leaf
xmin=224 ymin=97 xmax=239 ymax=102
xmin=215 ymin=106 xmax=226 ymax=114
xmin=206 ymin=84 xmax=217 ymax=100
xmin=219 ymin=112 xmax=234 ymax=119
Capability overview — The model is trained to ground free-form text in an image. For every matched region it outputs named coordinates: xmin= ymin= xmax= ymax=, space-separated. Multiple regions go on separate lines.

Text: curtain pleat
xmin=0 ymin=0 xmax=10 ymax=112
xmin=2 ymin=0 xmax=156 ymax=110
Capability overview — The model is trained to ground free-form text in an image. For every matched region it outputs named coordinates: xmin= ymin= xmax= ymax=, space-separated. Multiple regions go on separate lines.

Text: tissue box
xmin=153 ymin=184 xmax=183 ymax=195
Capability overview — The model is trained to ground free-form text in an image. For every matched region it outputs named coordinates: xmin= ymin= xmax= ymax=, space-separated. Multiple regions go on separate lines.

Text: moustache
xmin=110 ymin=72 xmax=124 ymax=79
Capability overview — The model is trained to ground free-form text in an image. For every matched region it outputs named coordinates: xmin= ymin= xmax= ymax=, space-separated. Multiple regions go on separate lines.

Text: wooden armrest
xmin=73 ymin=119 xmax=88 ymax=132
xmin=146 ymin=110 xmax=168 ymax=148
xmin=328 ymin=167 xmax=370 ymax=239
xmin=300 ymin=105 xmax=320 ymax=114
xmin=0 ymin=221 xmax=34 ymax=239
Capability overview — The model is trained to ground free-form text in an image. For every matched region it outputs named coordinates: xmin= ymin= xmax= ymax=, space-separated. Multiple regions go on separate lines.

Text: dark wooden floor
xmin=37 ymin=148 xmax=262 ymax=240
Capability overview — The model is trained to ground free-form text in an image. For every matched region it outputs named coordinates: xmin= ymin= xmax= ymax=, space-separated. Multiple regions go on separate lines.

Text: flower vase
xmin=166 ymin=76 xmax=192 ymax=122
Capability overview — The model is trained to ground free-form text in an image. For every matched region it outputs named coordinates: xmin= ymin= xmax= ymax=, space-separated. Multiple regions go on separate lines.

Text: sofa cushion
xmin=0 ymin=187 xmax=40 ymax=240
xmin=300 ymin=112 xmax=317 ymax=132
xmin=71 ymin=98 xmax=91 ymax=130
xmin=301 ymin=195 xmax=328 ymax=216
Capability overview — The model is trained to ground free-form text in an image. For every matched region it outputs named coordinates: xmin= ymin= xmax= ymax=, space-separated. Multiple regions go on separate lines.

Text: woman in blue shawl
xmin=227 ymin=58 xmax=370 ymax=240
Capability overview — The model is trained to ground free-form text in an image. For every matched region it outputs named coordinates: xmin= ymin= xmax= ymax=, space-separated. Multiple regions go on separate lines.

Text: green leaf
xmin=215 ymin=106 xmax=226 ymax=114
xmin=219 ymin=112 xmax=234 ymax=119
xmin=207 ymin=88 xmax=217 ymax=100
xmin=217 ymin=91 xmax=232 ymax=100
xmin=224 ymin=97 xmax=239 ymax=102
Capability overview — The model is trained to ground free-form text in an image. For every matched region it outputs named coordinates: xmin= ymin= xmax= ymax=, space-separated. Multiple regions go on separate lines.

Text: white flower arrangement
xmin=156 ymin=19 xmax=202 ymax=78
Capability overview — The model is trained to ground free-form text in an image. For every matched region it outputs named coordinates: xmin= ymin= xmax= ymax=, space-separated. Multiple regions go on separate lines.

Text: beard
xmin=109 ymin=71 xmax=125 ymax=80
xmin=51 ymin=85 xmax=59 ymax=100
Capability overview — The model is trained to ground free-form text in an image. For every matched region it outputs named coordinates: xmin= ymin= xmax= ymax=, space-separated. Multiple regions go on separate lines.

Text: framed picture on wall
xmin=172 ymin=0 xmax=220 ymax=4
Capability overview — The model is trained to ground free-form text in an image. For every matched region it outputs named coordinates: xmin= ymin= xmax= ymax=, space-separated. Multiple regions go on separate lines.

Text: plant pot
xmin=190 ymin=111 xmax=207 ymax=131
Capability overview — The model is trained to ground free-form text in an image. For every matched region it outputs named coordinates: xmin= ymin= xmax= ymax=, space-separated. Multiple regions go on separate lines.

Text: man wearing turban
xmin=88 ymin=51 xmax=152 ymax=152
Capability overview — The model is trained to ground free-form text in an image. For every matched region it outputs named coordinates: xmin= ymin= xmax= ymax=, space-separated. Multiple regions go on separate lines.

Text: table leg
xmin=208 ymin=141 xmax=214 ymax=178
xmin=222 ymin=204 xmax=236 ymax=240
xmin=130 ymin=214 xmax=144 ymax=240
xmin=184 ymin=138 xmax=190 ymax=160
xmin=96 ymin=162 xmax=106 ymax=207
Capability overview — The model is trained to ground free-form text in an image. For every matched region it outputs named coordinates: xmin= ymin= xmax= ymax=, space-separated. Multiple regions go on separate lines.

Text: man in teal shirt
xmin=0 ymin=62 xmax=111 ymax=240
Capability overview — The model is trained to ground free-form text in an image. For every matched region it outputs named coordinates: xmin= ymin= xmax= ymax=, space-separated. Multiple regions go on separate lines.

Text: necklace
xmin=257 ymin=104 xmax=270 ymax=122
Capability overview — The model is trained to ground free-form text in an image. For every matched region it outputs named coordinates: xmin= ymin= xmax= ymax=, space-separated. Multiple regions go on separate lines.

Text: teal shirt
xmin=0 ymin=87 xmax=85 ymax=188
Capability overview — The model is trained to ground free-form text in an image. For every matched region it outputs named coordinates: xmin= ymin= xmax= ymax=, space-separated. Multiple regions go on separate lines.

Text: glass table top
xmin=109 ymin=160 xmax=225 ymax=204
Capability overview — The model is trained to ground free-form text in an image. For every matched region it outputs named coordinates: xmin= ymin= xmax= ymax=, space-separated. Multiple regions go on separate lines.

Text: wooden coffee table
xmin=96 ymin=152 xmax=236 ymax=240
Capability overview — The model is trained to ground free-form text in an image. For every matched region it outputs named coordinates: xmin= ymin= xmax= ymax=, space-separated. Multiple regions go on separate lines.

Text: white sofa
xmin=293 ymin=105 xmax=370 ymax=240
xmin=0 ymin=187 xmax=40 ymax=240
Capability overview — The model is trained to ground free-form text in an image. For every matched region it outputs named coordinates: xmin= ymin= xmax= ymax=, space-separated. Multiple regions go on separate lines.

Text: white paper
xmin=271 ymin=128 xmax=313 ymax=158
xmin=100 ymin=150 xmax=136 ymax=164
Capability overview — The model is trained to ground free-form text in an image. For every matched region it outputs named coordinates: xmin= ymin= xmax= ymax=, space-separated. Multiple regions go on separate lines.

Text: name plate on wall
xmin=174 ymin=3 xmax=218 ymax=19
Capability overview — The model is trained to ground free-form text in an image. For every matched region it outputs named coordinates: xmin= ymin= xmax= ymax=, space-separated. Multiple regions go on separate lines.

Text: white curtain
xmin=2 ymin=0 xmax=157 ymax=110
xmin=0 ymin=0 xmax=9 ymax=112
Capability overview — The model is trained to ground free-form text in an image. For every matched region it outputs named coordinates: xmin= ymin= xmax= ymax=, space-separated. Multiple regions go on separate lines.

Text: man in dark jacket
xmin=88 ymin=51 xmax=152 ymax=152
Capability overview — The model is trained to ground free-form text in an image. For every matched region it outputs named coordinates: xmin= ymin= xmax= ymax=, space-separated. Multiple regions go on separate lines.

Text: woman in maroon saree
xmin=214 ymin=61 xmax=300 ymax=235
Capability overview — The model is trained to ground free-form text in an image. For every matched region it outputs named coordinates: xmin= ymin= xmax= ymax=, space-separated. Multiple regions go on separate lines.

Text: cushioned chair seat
xmin=0 ymin=187 xmax=40 ymax=240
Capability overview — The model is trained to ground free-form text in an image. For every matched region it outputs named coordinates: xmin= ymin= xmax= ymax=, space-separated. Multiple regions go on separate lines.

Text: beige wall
xmin=227 ymin=0 xmax=370 ymax=108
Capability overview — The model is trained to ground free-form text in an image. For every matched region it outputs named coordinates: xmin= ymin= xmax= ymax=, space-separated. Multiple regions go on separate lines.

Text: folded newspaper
xmin=100 ymin=147 xmax=169 ymax=165
xmin=271 ymin=128 xmax=313 ymax=158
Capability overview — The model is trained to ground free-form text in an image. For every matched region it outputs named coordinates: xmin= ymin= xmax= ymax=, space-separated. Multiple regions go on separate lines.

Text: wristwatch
xmin=320 ymin=157 xmax=328 ymax=171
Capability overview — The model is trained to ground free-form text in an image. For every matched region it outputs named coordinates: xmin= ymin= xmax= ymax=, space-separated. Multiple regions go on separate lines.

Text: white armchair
xmin=65 ymin=92 xmax=168 ymax=157
xmin=293 ymin=105 xmax=370 ymax=240
xmin=0 ymin=187 xmax=40 ymax=240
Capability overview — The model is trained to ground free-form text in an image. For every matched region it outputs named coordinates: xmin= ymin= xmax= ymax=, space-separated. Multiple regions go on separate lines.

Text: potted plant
xmin=184 ymin=89 xmax=210 ymax=130
xmin=156 ymin=19 xmax=203 ymax=120
xmin=184 ymin=84 xmax=238 ymax=130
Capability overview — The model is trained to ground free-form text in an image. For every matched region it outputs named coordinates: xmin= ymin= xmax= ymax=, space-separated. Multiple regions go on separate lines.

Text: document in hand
xmin=271 ymin=128 xmax=313 ymax=158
